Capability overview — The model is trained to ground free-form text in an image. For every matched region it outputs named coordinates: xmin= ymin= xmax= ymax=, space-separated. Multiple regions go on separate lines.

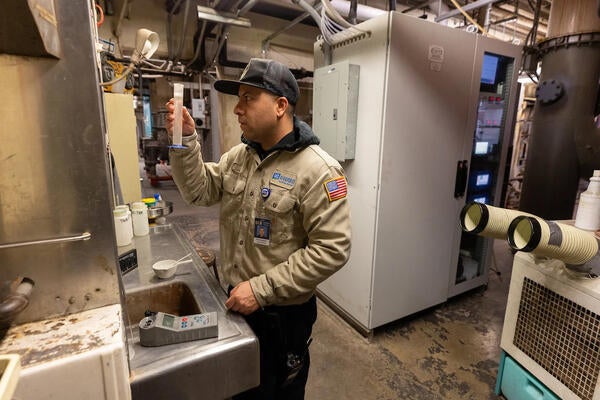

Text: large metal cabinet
xmin=314 ymin=12 xmax=521 ymax=332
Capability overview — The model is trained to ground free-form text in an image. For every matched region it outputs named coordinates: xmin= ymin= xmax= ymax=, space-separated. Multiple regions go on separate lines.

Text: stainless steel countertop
xmin=121 ymin=224 xmax=259 ymax=400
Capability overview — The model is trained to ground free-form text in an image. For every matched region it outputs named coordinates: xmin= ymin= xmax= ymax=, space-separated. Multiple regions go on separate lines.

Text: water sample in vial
xmin=172 ymin=83 xmax=184 ymax=148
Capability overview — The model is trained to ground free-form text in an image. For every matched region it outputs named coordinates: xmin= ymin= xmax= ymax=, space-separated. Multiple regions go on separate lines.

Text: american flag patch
xmin=324 ymin=176 xmax=347 ymax=202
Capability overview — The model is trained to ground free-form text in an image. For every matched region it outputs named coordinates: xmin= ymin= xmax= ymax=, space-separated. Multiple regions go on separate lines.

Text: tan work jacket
xmin=170 ymin=133 xmax=351 ymax=307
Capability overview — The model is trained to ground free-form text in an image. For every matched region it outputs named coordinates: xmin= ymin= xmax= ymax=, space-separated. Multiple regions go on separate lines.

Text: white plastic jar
xmin=113 ymin=205 xmax=133 ymax=246
xmin=575 ymin=170 xmax=600 ymax=231
xmin=131 ymin=201 xmax=150 ymax=236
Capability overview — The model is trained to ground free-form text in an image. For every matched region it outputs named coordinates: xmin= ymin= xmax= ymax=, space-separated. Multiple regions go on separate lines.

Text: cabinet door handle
xmin=454 ymin=160 xmax=469 ymax=198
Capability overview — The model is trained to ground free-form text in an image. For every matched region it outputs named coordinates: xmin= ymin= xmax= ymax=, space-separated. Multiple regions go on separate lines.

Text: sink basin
xmin=122 ymin=226 xmax=259 ymax=399
xmin=124 ymin=281 xmax=201 ymax=327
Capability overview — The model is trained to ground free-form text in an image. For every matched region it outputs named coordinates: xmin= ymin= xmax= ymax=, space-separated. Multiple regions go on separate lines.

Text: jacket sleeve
xmin=169 ymin=133 xmax=229 ymax=206
xmin=250 ymin=165 xmax=352 ymax=306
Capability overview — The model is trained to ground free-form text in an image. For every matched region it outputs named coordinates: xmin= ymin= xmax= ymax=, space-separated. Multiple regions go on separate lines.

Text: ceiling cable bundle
xmin=319 ymin=0 xmax=366 ymax=45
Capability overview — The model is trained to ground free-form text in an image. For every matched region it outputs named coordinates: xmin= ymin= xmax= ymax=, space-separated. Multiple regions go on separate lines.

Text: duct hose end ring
xmin=460 ymin=202 xmax=489 ymax=234
xmin=508 ymin=216 xmax=542 ymax=252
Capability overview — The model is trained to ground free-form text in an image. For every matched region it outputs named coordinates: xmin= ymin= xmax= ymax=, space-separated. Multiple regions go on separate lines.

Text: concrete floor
xmin=143 ymin=176 xmax=511 ymax=400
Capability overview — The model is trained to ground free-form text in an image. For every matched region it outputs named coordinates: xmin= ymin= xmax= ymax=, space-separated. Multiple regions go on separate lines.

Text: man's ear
xmin=275 ymin=97 xmax=289 ymax=118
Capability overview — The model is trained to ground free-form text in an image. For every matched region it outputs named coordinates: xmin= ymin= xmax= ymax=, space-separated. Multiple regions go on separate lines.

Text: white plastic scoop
xmin=152 ymin=253 xmax=192 ymax=279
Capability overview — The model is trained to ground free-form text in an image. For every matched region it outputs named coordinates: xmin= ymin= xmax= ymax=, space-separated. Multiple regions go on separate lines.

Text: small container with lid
xmin=113 ymin=205 xmax=133 ymax=246
xmin=575 ymin=170 xmax=600 ymax=231
xmin=131 ymin=201 xmax=150 ymax=236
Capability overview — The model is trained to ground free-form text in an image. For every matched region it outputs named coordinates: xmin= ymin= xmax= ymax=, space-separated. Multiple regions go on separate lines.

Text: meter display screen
xmin=162 ymin=314 xmax=175 ymax=328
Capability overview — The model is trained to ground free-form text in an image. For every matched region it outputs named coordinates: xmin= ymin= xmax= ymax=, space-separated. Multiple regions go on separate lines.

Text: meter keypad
xmin=139 ymin=311 xmax=218 ymax=347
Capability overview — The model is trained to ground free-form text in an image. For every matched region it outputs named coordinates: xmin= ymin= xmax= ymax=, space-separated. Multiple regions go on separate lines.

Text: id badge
xmin=254 ymin=218 xmax=271 ymax=246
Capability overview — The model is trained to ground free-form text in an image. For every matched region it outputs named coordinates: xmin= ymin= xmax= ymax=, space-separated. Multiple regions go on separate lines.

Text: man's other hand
xmin=225 ymin=281 xmax=260 ymax=315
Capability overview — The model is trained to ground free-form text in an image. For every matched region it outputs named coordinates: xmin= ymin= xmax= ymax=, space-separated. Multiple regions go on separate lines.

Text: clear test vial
xmin=172 ymin=83 xmax=184 ymax=147
xmin=131 ymin=201 xmax=150 ymax=236
xmin=113 ymin=206 xmax=133 ymax=246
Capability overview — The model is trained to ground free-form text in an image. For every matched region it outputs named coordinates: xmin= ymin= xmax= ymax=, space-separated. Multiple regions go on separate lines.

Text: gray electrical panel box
xmin=313 ymin=61 xmax=359 ymax=161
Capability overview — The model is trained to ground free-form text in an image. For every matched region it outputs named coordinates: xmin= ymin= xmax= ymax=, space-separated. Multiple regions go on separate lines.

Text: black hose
xmin=175 ymin=0 xmax=191 ymax=62
xmin=349 ymin=0 xmax=358 ymax=24
xmin=389 ymin=0 xmax=396 ymax=11
xmin=167 ymin=0 xmax=185 ymax=60
xmin=530 ymin=0 xmax=542 ymax=46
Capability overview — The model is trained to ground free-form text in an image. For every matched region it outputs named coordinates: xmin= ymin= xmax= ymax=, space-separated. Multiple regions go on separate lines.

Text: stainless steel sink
xmin=124 ymin=281 xmax=201 ymax=327
xmin=120 ymin=226 xmax=259 ymax=400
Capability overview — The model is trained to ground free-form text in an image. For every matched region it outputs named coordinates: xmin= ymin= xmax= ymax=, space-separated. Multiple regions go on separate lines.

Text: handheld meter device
xmin=139 ymin=311 xmax=218 ymax=347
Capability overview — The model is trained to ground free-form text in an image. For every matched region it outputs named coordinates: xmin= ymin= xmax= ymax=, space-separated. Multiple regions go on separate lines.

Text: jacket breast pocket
xmin=264 ymin=193 xmax=298 ymax=244
xmin=221 ymin=173 xmax=246 ymax=219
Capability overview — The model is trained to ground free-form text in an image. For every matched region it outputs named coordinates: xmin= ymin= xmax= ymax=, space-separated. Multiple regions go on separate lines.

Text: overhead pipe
xmin=167 ymin=0 xmax=185 ymax=60
xmin=428 ymin=0 xmax=450 ymax=16
xmin=507 ymin=216 xmax=600 ymax=275
xmin=238 ymin=0 xmax=259 ymax=15
xmin=209 ymin=0 xmax=259 ymax=68
xmin=329 ymin=0 xmax=387 ymax=21
xmin=218 ymin=38 xmax=313 ymax=79
xmin=175 ymin=0 xmax=192 ymax=61
xmin=292 ymin=0 xmax=333 ymax=64
xmin=210 ymin=25 xmax=229 ymax=67
xmin=435 ymin=0 xmax=498 ymax=23
xmin=292 ymin=0 xmax=323 ymax=27
xmin=261 ymin=2 xmax=324 ymax=55
xmin=186 ymin=20 xmax=207 ymax=68
xmin=113 ymin=0 xmax=130 ymax=38
xmin=402 ymin=0 xmax=429 ymax=14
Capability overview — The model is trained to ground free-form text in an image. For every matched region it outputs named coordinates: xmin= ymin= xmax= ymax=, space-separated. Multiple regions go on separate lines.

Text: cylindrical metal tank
xmin=519 ymin=0 xmax=600 ymax=220
xmin=547 ymin=0 xmax=600 ymax=37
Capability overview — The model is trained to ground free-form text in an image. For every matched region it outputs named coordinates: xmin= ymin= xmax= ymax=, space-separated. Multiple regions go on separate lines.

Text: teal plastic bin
xmin=495 ymin=352 xmax=560 ymax=400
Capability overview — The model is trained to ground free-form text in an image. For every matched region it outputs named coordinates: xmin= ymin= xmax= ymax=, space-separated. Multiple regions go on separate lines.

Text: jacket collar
xmin=242 ymin=117 xmax=320 ymax=160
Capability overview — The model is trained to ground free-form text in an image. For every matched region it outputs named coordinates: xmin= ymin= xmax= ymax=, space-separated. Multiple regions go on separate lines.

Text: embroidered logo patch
xmin=324 ymin=176 xmax=347 ymax=202
xmin=270 ymin=170 xmax=296 ymax=189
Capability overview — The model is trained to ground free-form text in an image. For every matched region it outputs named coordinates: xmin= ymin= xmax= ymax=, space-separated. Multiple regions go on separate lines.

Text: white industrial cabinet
xmin=314 ymin=12 xmax=521 ymax=332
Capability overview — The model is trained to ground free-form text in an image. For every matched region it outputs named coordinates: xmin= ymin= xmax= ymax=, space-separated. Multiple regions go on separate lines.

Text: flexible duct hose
xmin=507 ymin=216 xmax=599 ymax=268
xmin=461 ymin=202 xmax=600 ymax=275
xmin=460 ymin=202 xmax=534 ymax=239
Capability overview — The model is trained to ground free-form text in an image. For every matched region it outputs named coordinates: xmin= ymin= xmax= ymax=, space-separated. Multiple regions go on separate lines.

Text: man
xmin=166 ymin=58 xmax=351 ymax=399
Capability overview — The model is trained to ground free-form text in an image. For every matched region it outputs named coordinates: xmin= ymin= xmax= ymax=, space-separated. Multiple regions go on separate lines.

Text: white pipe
xmin=294 ymin=0 xmax=323 ymax=27
xmin=329 ymin=0 xmax=386 ymax=22
xmin=113 ymin=0 xmax=130 ymax=38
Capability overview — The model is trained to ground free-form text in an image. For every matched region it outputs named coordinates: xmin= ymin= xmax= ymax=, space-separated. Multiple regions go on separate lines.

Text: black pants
xmin=232 ymin=295 xmax=317 ymax=400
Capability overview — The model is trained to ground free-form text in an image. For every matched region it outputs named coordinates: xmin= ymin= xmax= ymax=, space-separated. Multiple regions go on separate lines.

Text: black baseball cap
xmin=214 ymin=58 xmax=300 ymax=105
